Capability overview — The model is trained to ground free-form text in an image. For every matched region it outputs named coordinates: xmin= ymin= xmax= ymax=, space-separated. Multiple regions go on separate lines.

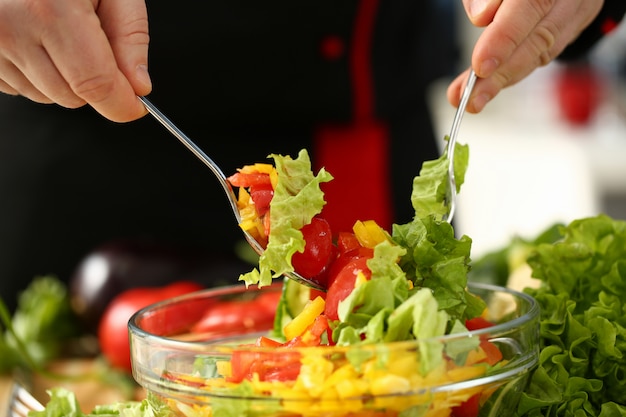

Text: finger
xmin=465 ymin=1 xmax=604 ymax=111
xmin=0 ymin=78 xmax=19 ymax=97
xmin=7 ymin=44 xmax=88 ymax=107
xmin=42 ymin=1 xmax=147 ymax=122
xmin=471 ymin=0 xmax=558 ymax=79
xmin=446 ymin=72 xmax=465 ymax=109
xmin=446 ymin=69 xmax=492 ymax=114
xmin=462 ymin=0 xmax=503 ymax=27
xmin=97 ymin=0 xmax=151 ymax=96
xmin=0 ymin=56 xmax=57 ymax=104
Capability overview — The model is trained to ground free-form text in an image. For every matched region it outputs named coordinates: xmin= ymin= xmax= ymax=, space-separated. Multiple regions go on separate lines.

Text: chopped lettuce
xmin=411 ymin=137 xmax=468 ymax=220
xmin=30 ymin=388 xmax=172 ymax=417
xmin=515 ymin=214 xmax=626 ymax=417
xmin=393 ymin=141 xmax=484 ymax=323
xmin=239 ymin=149 xmax=333 ymax=287
xmin=329 ymin=141 xmax=483 ymax=374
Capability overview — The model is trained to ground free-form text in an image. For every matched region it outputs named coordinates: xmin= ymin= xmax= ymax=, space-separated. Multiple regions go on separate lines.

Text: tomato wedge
xmin=324 ymin=256 xmax=371 ymax=321
xmin=291 ymin=217 xmax=335 ymax=280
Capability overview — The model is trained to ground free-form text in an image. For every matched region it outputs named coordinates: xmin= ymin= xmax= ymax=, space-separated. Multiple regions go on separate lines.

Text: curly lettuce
xmin=516 ymin=214 xmax=626 ymax=417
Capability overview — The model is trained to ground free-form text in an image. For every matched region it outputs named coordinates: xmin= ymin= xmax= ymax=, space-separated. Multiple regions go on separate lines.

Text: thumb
xmin=97 ymin=0 xmax=152 ymax=96
xmin=462 ymin=0 xmax=502 ymax=26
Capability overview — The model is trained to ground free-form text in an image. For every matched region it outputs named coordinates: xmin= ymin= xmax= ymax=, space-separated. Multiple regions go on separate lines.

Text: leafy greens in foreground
xmin=0 ymin=276 xmax=80 ymax=374
xmin=515 ymin=214 xmax=626 ymax=417
xmin=30 ymin=388 xmax=172 ymax=417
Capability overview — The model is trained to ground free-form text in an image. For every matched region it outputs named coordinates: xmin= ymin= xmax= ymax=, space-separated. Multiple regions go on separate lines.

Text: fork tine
xmin=9 ymin=383 xmax=44 ymax=417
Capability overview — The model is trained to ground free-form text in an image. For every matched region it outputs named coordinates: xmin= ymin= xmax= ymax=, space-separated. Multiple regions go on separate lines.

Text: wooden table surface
xmin=1 ymin=358 xmax=144 ymax=415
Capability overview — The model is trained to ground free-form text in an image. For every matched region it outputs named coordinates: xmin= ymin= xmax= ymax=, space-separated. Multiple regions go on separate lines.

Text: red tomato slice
xmin=255 ymin=336 xmax=282 ymax=348
xmin=324 ymin=257 xmax=371 ymax=321
xmin=451 ymin=393 xmax=481 ymax=417
xmin=249 ymin=183 xmax=274 ymax=216
xmin=258 ymin=359 xmax=302 ymax=382
xmin=465 ymin=316 xmax=503 ymax=365
xmin=291 ymin=217 xmax=335 ymax=279
xmin=337 ymin=232 xmax=362 ymax=254
xmin=191 ymin=299 xmax=275 ymax=337
xmin=325 ymin=245 xmax=373 ymax=290
xmin=227 ymin=172 xmax=272 ymax=187
xmin=479 ymin=340 xmax=503 ymax=366
xmin=465 ymin=316 xmax=495 ymax=331
xmin=229 ymin=349 xmax=302 ymax=383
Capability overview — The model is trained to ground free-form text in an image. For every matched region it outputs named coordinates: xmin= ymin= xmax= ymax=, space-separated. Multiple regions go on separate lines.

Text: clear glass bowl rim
xmin=128 ymin=281 xmax=540 ymax=353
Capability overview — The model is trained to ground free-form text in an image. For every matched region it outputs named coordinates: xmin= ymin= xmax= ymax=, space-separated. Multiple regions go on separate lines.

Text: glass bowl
xmin=129 ymin=282 xmax=539 ymax=417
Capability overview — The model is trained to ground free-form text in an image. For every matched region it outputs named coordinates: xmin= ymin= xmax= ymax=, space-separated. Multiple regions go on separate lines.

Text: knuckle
xmin=532 ymin=23 xmax=557 ymax=52
xmin=528 ymin=0 xmax=557 ymax=17
xmin=491 ymin=70 xmax=512 ymax=90
xmin=70 ymin=73 xmax=116 ymax=103
xmin=537 ymin=50 xmax=555 ymax=67
xmin=22 ymin=0 xmax=58 ymax=21
xmin=530 ymin=21 xmax=560 ymax=66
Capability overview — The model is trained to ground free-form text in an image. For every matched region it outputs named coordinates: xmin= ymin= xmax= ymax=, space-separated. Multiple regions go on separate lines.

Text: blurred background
xmin=430 ymin=2 xmax=626 ymax=257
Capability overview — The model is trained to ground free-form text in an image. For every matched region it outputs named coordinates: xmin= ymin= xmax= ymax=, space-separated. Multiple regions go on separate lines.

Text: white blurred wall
xmin=428 ymin=9 xmax=626 ymax=257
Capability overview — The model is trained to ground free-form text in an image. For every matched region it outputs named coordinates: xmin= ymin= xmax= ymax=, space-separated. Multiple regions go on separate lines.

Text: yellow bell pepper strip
xmin=283 ymin=296 xmax=325 ymax=340
xmin=353 ymin=220 xmax=390 ymax=248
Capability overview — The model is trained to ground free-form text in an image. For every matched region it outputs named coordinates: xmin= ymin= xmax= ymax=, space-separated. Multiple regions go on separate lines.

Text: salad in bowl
xmin=126 ymin=144 xmax=540 ymax=417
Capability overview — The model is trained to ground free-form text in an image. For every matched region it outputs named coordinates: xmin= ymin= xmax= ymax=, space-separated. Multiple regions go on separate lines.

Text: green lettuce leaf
xmin=239 ymin=149 xmax=333 ymax=287
xmin=411 ymin=138 xmax=468 ymax=220
xmin=30 ymin=388 xmax=171 ymax=417
xmin=516 ymin=214 xmax=626 ymax=417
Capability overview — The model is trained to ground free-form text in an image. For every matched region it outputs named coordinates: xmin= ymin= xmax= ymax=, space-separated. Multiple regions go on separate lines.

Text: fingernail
xmin=479 ymin=58 xmax=499 ymax=78
xmin=469 ymin=0 xmax=489 ymax=19
xmin=473 ymin=93 xmax=491 ymax=112
xmin=136 ymin=64 xmax=152 ymax=90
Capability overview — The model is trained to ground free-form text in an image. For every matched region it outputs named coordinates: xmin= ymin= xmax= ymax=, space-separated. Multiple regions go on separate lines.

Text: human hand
xmin=0 ymin=0 xmax=151 ymax=122
xmin=448 ymin=0 xmax=603 ymax=113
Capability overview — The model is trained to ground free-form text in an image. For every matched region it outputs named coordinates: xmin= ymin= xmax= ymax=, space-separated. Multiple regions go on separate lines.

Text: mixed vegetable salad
xmin=28 ymin=141 xmax=626 ymax=417
xmin=131 ymin=144 xmax=529 ymax=417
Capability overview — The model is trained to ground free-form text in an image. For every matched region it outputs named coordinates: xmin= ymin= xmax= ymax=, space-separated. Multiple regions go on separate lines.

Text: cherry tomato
xmin=291 ymin=217 xmax=335 ymax=279
xmin=305 ymin=244 xmax=338 ymax=289
xmin=324 ymin=256 xmax=371 ymax=321
xmin=98 ymin=281 xmax=204 ymax=372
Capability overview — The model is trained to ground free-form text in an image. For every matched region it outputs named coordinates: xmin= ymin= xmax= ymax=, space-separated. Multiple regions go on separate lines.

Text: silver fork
xmin=443 ymin=69 xmax=477 ymax=224
xmin=138 ymin=96 xmax=324 ymax=291
xmin=6 ymin=382 xmax=44 ymax=417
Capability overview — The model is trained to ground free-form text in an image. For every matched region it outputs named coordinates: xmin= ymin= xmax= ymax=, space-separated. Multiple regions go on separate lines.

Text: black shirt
xmin=0 ymin=0 xmax=454 ymax=308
